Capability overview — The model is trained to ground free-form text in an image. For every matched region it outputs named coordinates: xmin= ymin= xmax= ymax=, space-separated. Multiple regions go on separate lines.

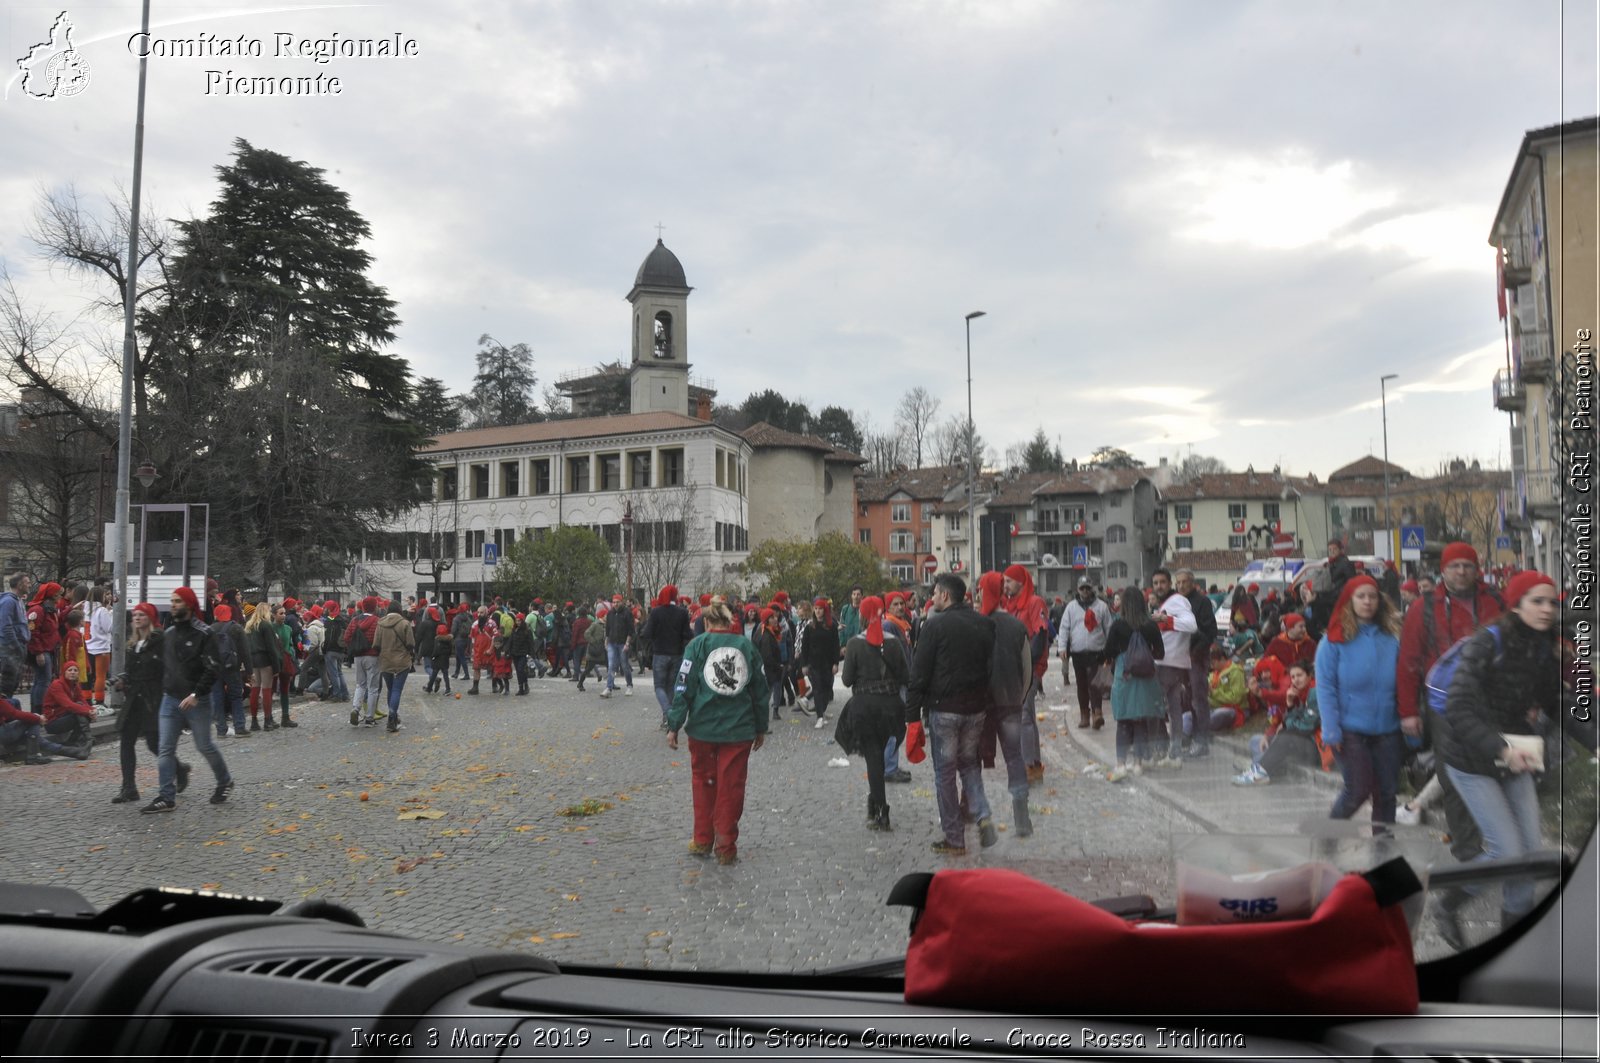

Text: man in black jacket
xmin=906 ymin=574 xmax=996 ymax=855
xmin=144 ymin=586 xmax=232 ymax=813
xmin=640 ymin=585 xmax=694 ymax=729
xmin=600 ymin=595 xmax=636 ymax=698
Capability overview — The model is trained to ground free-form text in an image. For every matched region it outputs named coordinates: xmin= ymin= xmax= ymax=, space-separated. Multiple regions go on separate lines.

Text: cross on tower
xmin=654 ymin=221 xmax=666 ymax=240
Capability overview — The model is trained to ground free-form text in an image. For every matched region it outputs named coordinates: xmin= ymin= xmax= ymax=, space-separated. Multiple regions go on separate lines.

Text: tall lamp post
xmin=1380 ymin=373 xmax=1398 ymax=563
xmin=964 ymin=311 xmax=986 ymax=574
xmin=109 ymin=0 xmax=153 ymax=710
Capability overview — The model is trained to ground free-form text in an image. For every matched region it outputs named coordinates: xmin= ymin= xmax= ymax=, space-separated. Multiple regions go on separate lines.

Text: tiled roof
xmin=1171 ymin=549 xmax=1252 ymax=574
xmin=856 ymin=465 xmax=967 ymax=503
xmin=1032 ymin=467 xmax=1149 ymax=497
xmin=423 ymin=412 xmax=720 ymax=453
xmin=1328 ymin=455 xmax=1411 ymax=481
xmin=739 ymin=421 xmax=866 ymax=464
xmin=1157 ymin=472 xmax=1315 ymax=501
xmin=985 ymin=471 xmax=1064 ymax=508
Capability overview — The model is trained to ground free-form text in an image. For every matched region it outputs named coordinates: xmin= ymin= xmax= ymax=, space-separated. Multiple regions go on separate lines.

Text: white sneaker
xmin=1395 ymin=804 xmax=1422 ymax=825
xmin=1231 ymin=767 xmax=1270 ymax=786
xmin=1129 ymin=761 xmax=1144 ymax=776
xmin=1106 ymin=765 xmax=1129 ymax=782
xmin=599 ymin=689 xmax=612 ymax=699
xmin=625 ymin=687 xmax=634 ymax=696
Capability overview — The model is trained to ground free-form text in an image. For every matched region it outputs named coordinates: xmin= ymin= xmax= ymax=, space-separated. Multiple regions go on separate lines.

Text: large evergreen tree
xmin=140 ymin=139 xmax=429 ymax=589
xmin=813 ymin=405 xmax=864 ymax=454
xmin=464 ymin=334 xmax=539 ymax=428
xmin=409 ymin=376 xmax=465 ymax=438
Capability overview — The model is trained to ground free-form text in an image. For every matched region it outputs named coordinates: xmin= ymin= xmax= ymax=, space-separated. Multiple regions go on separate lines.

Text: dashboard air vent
xmin=166 ymin=1023 xmax=325 ymax=1059
xmin=223 ymin=954 xmax=410 ymax=987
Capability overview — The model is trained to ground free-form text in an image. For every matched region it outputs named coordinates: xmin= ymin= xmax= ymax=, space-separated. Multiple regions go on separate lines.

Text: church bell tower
xmin=627 ymin=238 xmax=693 ymax=414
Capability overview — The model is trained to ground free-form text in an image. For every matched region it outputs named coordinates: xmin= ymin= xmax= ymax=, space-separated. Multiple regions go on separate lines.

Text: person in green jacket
xmin=836 ymin=586 xmax=864 ymax=649
xmin=666 ymin=596 xmax=770 ymax=865
xmin=272 ymin=603 xmax=300 ymax=728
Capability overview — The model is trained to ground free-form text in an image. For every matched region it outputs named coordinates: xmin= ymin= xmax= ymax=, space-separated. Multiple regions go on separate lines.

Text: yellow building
xmin=1489 ymin=116 xmax=1598 ymax=578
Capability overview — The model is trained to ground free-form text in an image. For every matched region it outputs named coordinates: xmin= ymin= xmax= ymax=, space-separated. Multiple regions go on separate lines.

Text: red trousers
xmin=687 ymin=737 xmax=753 ymax=857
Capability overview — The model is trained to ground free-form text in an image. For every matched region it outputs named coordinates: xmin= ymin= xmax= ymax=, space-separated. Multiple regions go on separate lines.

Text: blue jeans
xmin=210 ymin=670 xmax=246 ymax=734
xmin=1445 ymin=765 xmax=1544 ymax=916
xmin=928 ymin=710 xmax=990 ymax=845
xmin=652 ymin=655 xmax=680 ymax=721
xmin=29 ymin=653 xmax=53 ymax=714
xmin=383 ymin=670 xmax=407 ymax=717
xmin=0 ymin=717 xmax=73 ymax=755
xmin=1329 ymin=730 xmax=1404 ymax=825
xmin=323 ymin=651 xmax=348 ymax=699
xmin=884 ymin=736 xmax=900 ymax=774
xmin=991 ymin=704 xmax=1030 ymax=800
xmin=605 ymin=642 xmax=633 ymax=692
xmin=158 ymin=693 xmax=229 ymax=803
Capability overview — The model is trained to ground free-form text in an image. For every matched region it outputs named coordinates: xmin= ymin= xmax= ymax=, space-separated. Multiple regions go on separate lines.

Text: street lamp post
xmin=109 ymin=0 xmax=153 ymax=711
xmin=1380 ymin=373 xmax=1398 ymax=563
xmin=623 ymin=500 xmax=634 ymax=601
xmin=964 ymin=311 xmax=986 ymax=574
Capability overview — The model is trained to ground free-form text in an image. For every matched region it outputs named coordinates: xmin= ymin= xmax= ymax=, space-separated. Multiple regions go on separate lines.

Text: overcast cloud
xmin=3 ymin=0 xmax=1596 ymax=478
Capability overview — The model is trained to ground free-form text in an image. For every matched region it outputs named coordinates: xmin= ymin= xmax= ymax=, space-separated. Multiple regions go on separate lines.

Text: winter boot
xmin=1092 ymin=709 xmax=1105 ymax=730
xmin=280 ymin=707 xmax=298 ymax=728
xmin=876 ymin=804 xmax=892 ymax=832
xmin=1078 ymin=711 xmax=1091 ymax=729
xmin=865 ymin=798 xmax=885 ymax=830
xmin=1013 ymin=796 xmax=1034 ymax=838
xmin=24 ymin=735 xmax=53 ymax=765
xmin=468 ymin=680 xmax=479 ymax=696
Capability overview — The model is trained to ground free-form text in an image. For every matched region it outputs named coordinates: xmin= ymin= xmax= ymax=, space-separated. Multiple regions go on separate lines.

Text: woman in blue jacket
xmin=1314 ymin=574 xmax=1403 ymax=825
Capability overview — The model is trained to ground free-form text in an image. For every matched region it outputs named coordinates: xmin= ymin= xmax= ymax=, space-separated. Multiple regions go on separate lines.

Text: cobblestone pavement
xmin=0 ymin=668 xmax=1214 ymax=972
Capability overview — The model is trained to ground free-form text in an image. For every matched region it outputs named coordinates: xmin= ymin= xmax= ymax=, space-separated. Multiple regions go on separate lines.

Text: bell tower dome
xmin=627 ymin=238 xmax=693 ymax=414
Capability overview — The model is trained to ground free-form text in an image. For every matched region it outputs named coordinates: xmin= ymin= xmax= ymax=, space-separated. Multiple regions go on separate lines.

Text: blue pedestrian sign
xmin=1071 ymin=545 xmax=1089 ymax=570
xmin=1495 ymin=535 xmax=1512 ymax=552
xmin=483 ymin=542 xmax=498 ymax=567
xmin=1400 ymin=525 xmax=1424 ymax=561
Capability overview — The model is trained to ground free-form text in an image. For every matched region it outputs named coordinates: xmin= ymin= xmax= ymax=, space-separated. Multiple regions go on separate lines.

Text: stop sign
xmin=922 ymin=555 xmax=939 ymax=573
xmin=1272 ymin=533 xmax=1295 ymax=557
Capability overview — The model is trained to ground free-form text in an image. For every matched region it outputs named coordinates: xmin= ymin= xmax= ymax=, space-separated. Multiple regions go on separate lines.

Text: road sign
xmin=1400 ymin=525 xmax=1425 ymax=562
xmin=483 ymin=542 xmax=499 ymax=567
xmin=1495 ymin=535 xmax=1512 ymax=552
xmin=1271 ymin=533 xmax=1295 ymax=557
xmin=950 ymin=560 xmax=963 ymax=573
xmin=1071 ymin=545 xmax=1089 ymax=570
xmin=922 ymin=554 xmax=939 ymax=573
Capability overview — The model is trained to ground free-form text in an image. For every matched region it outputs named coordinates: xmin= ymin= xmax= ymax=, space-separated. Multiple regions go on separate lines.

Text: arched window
xmin=1105 ymin=524 xmax=1128 ymax=544
xmin=653 ymin=311 xmax=673 ymax=359
xmin=1107 ymin=561 xmax=1129 ymax=580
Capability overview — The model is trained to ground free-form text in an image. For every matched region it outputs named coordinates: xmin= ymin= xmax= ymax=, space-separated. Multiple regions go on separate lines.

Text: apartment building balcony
xmin=1492 ymin=368 xmax=1526 ymax=412
xmin=1501 ymin=230 xmax=1535 ymax=288
xmin=1516 ymin=330 xmax=1554 ymax=384
xmin=1525 ymin=468 xmax=1561 ymax=521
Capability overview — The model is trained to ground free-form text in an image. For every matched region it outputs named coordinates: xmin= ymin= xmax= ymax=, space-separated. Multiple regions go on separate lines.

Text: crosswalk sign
xmin=1400 ymin=525 xmax=1424 ymax=561
xmin=1071 ymin=545 xmax=1089 ymax=570
xmin=483 ymin=542 xmax=498 ymax=567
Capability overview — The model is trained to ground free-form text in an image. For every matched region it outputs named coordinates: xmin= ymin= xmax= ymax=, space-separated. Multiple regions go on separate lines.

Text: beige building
xmin=354 ymin=240 xmax=856 ymax=602
xmin=1489 ymin=116 xmax=1598 ymax=577
xmin=739 ymin=421 xmax=864 ymax=545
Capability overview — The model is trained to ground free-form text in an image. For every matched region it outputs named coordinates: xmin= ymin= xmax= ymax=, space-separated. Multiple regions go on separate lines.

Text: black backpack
xmin=345 ymin=616 xmax=373 ymax=656
xmin=208 ymin=623 xmax=240 ymax=671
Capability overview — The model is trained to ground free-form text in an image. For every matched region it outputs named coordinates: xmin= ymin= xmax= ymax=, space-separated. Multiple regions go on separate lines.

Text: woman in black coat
xmin=802 ymin=598 xmax=841 ymax=728
xmin=841 ymin=596 xmax=909 ymax=831
xmin=1436 ymin=571 xmax=1561 ymax=940
xmin=111 ymin=603 xmax=188 ymax=804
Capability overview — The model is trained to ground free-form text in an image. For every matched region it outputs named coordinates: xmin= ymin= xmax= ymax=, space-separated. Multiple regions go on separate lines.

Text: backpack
xmin=344 ymin=616 xmax=373 ymax=656
xmin=1307 ymin=564 xmax=1333 ymax=596
xmin=1424 ymin=626 xmax=1502 ymax=715
xmin=1125 ymin=630 xmax=1157 ymax=678
xmin=210 ymin=624 xmax=240 ymax=671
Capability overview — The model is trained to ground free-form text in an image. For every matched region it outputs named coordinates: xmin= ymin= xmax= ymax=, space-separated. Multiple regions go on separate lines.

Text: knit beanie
xmin=1440 ymin=542 xmax=1479 ymax=568
xmin=1504 ymin=571 xmax=1556 ymax=610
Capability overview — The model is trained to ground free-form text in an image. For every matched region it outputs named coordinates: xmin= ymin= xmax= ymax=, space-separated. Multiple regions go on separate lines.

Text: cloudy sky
xmin=2 ymin=0 xmax=1595 ymax=479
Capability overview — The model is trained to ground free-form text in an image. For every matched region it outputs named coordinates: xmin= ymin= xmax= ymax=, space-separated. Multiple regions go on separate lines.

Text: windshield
xmin=0 ymin=0 xmax=1594 ymax=979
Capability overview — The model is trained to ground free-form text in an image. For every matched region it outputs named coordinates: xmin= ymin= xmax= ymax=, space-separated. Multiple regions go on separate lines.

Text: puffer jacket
xmin=1314 ymin=623 xmax=1401 ymax=746
xmin=1440 ymin=615 xmax=1560 ymax=779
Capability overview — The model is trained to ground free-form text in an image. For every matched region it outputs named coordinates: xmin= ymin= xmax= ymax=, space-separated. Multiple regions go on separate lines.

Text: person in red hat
xmin=1430 ymin=570 xmax=1560 ymax=947
xmin=800 ymin=596 xmax=839 ymax=729
xmin=144 ymin=586 xmax=233 ymax=813
xmin=1400 ymin=578 xmax=1420 ymax=611
xmin=1001 ymin=564 xmax=1049 ymax=781
xmin=599 ymin=593 xmax=636 ymax=699
xmin=641 ymin=585 xmax=694 ymax=728
xmin=1315 ymin=575 xmax=1404 ymax=828
xmin=1229 ymin=583 xmax=1260 ymax=632
xmin=841 ymin=595 xmax=911 ymax=833
xmin=977 ymin=572 xmax=1035 ymax=836
xmin=1396 ymin=541 xmax=1503 ymax=860
xmin=208 ymin=603 xmax=249 ymax=737
xmin=1265 ymin=612 xmax=1316 ymax=672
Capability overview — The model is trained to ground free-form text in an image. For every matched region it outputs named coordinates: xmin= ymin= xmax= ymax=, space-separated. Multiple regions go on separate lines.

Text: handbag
xmin=832 ymin=697 xmax=861 ymax=756
xmin=1090 ymin=661 xmax=1114 ymax=697
xmin=280 ymin=650 xmax=298 ymax=677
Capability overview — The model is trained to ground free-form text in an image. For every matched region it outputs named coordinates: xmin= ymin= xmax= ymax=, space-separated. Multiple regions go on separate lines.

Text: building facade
xmin=1489 ymin=116 xmax=1598 ymax=578
xmin=855 ymin=466 xmax=965 ymax=584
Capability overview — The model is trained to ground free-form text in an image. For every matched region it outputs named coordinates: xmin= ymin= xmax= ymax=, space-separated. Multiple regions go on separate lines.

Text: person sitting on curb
xmin=0 ymin=693 xmax=82 ymax=763
xmin=42 ymin=659 xmax=96 ymax=756
xmin=1234 ymin=661 xmax=1320 ymax=785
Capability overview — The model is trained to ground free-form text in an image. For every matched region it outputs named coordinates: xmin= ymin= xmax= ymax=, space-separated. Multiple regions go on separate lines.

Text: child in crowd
xmin=427 ymin=624 xmax=454 ymax=693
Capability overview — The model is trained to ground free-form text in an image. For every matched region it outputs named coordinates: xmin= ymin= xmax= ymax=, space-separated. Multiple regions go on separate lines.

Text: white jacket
xmin=1152 ymin=591 xmax=1196 ymax=669
xmin=1055 ymin=599 xmax=1111 ymax=654
xmin=87 ymin=604 xmax=115 ymax=655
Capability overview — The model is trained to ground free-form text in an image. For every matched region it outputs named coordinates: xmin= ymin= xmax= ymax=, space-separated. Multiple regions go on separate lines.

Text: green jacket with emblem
xmin=667 ymin=631 xmax=770 ymax=743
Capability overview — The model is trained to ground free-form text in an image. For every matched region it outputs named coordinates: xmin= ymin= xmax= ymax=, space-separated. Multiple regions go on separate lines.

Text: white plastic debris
xmin=827 ymin=756 xmax=850 ymax=768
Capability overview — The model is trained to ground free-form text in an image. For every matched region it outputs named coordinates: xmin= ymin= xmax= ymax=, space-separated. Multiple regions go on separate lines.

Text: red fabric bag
xmin=896 ymin=860 xmax=1420 ymax=1014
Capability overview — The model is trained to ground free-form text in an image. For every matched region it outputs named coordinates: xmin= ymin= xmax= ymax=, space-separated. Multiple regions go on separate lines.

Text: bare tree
xmin=0 ymin=388 xmax=113 ymax=581
xmin=407 ymin=486 xmax=461 ymax=602
xmin=895 ymin=386 xmax=941 ymax=468
xmin=931 ymin=414 xmax=990 ymax=472
xmin=618 ymin=482 xmax=714 ymax=596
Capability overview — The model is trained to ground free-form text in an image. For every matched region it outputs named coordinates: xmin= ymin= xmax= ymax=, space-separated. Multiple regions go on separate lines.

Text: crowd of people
xmin=0 ymin=541 xmax=1585 ymax=931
